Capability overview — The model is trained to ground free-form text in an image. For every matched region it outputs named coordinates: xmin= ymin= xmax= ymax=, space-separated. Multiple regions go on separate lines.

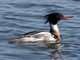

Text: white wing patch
xmin=23 ymin=32 xmax=57 ymax=43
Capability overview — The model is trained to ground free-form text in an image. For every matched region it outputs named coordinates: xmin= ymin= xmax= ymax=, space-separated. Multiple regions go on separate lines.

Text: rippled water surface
xmin=0 ymin=0 xmax=80 ymax=60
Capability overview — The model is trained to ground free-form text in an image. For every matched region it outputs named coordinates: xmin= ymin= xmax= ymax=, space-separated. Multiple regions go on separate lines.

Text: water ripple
xmin=0 ymin=0 xmax=80 ymax=60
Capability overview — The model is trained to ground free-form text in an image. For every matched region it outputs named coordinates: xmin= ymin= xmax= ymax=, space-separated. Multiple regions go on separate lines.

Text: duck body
xmin=9 ymin=31 xmax=58 ymax=44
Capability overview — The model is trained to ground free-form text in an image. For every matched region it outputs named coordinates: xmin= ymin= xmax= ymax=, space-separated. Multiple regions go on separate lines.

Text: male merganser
xmin=9 ymin=13 xmax=73 ymax=44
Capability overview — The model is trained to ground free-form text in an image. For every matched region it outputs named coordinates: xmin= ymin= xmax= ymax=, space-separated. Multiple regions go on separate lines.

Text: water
xmin=0 ymin=0 xmax=80 ymax=60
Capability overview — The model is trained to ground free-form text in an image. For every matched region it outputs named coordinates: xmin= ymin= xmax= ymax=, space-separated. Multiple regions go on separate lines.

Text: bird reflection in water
xmin=47 ymin=42 xmax=63 ymax=60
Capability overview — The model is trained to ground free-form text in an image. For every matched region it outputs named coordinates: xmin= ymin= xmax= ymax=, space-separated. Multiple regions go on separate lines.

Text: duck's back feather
xmin=20 ymin=31 xmax=41 ymax=38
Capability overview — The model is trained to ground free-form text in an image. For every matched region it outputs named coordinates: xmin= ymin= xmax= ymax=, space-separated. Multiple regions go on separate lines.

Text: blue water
xmin=0 ymin=0 xmax=80 ymax=60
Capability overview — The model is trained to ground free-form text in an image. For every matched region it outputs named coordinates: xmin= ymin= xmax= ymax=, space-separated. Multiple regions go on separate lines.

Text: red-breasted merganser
xmin=9 ymin=13 xmax=73 ymax=44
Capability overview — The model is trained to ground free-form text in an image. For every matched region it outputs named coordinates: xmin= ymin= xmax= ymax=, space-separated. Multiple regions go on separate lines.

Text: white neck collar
xmin=52 ymin=24 xmax=59 ymax=31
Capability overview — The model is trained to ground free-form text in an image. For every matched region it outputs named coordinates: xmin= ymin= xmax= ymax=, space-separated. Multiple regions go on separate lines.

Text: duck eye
xmin=60 ymin=15 xmax=63 ymax=19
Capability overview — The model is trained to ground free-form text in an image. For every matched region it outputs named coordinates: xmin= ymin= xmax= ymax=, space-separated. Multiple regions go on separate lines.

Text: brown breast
xmin=50 ymin=30 xmax=60 ymax=40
